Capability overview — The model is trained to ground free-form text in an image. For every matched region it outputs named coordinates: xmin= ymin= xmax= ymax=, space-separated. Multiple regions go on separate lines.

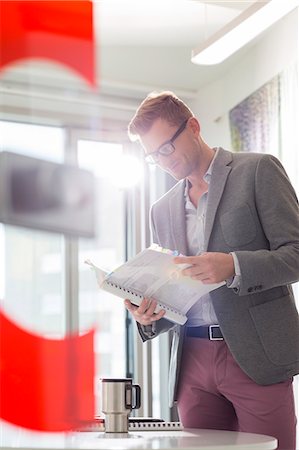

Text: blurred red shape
xmin=0 ymin=308 xmax=95 ymax=431
xmin=0 ymin=1 xmax=95 ymax=85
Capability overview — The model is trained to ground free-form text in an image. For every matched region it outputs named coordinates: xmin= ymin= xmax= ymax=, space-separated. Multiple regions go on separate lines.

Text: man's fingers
xmin=182 ymin=266 xmax=204 ymax=277
xmin=173 ymin=256 xmax=201 ymax=265
xmin=124 ymin=299 xmax=136 ymax=312
xmin=124 ymin=298 xmax=148 ymax=315
xmin=143 ymin=299 xmax=157 ymax=318
xmin=124 ymin=297 xmax=153 ymax=317
xmin=124 ymin=298 xmax=165 ymax=325
xmin=151 ymin=309 xmax=166 ymax=321
xmin=135 ymin=298 xmax=151 ymax=315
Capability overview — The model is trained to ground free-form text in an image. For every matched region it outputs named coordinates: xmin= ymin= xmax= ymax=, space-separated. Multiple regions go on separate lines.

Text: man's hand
xmin=124 ymin=298 xmax=166 ymax=326
xmin=173 ymin=252 xmax=235 ymax=284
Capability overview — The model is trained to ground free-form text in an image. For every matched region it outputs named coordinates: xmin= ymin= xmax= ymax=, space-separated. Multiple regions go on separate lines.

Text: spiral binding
xmin=106 ymin=281 xmax=185 ymax=318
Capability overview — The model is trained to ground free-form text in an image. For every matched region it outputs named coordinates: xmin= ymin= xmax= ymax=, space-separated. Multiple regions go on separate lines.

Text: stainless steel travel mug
xmin=100 ymin=378 xmax=141 ymax=433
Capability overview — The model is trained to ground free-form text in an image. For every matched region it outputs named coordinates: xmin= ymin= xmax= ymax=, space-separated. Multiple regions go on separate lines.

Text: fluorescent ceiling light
xmin=192 ymin=0 xmax=299 ymax=65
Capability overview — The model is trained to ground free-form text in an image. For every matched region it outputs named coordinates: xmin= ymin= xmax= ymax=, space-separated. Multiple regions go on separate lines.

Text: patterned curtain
xmin=229 ymin=76 xmax=280 ymax=155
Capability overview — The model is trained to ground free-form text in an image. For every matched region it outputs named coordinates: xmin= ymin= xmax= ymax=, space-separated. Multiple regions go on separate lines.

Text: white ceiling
xmin=0 ymin=0 xmax=263 ymax=126
xmin=96 ymin=0 xmax=252 ymax=47
xmin=94 ymin=0 xmax=257 ymax=94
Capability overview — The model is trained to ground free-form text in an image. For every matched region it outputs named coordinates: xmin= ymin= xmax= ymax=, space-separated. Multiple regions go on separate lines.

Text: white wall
xmin=190 ymin=9 xmax=298 ymax=149
xmin=190 ymin=9 xmax=299 ymax=441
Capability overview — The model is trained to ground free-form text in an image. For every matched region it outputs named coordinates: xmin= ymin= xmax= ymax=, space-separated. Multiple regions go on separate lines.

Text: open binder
xmin=86 ymin=245 xmax=225 ymax=325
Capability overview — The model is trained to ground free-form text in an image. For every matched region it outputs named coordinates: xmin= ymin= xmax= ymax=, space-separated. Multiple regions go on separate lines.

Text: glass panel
xmin=77 ymin=140 xmax=126 ymax=414
xmin=148 ymin=165 xmax=172 ymax=420
xmin=0 ymin=121 xmax=65 ymax=337
xmin=0 ymin=121 xmax=64 ymax=162
xmin=1 ymin=225 xmax=65 ymax=337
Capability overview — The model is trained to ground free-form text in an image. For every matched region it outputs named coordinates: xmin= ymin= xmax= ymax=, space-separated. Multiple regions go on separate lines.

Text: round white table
xmin=0 ymin=428 xmax=278 ymax=450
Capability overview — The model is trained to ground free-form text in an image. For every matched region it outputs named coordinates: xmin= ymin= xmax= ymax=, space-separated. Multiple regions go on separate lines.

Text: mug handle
xmin=125 ymin=384 xmax=132 ymax=409
xmin=131 ymin=384 xmax=141 ymax=409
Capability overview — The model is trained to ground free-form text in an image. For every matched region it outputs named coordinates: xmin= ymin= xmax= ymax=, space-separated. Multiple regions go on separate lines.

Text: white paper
xmin=86 ymin=248 xmax=225 ymax=316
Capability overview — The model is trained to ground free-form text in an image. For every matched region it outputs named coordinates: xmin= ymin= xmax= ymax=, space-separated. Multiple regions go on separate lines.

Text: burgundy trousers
xmin=177 ymin=336 xmax=297 ymax=450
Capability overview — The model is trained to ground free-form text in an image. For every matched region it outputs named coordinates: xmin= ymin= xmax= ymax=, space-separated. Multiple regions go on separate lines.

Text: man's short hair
xmin=128 ymin=91 xmax=194 ymax=141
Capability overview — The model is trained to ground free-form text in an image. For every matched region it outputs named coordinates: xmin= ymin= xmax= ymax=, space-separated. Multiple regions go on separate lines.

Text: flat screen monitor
xmin=0 ymin=151 xmax=96 ymax=238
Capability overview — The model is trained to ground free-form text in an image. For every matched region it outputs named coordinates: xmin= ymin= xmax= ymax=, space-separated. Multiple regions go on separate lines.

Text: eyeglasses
xmin=145 ymin=119 xmax=188 ymax=165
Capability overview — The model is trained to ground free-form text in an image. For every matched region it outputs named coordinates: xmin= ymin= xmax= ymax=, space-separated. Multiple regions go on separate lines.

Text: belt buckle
xmin=208 ymin=325 xmax=223 ymax=341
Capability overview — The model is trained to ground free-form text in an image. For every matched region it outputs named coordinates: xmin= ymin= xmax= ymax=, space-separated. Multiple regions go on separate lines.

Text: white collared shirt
xmin=185 ymin=148 xmax=241 ymax=326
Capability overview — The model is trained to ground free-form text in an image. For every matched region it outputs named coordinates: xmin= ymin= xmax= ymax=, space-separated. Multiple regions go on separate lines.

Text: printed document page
xmin=106 ymin=247 xmax=224 ymax=315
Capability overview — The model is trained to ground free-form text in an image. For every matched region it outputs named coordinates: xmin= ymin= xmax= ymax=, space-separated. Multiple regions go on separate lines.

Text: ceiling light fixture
xmin=192 ymin=0 xmax=299 ymax=65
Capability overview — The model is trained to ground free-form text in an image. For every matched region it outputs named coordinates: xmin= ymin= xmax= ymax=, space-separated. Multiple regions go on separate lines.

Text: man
xmin=124 ymin=91 xmax=299 ymax=450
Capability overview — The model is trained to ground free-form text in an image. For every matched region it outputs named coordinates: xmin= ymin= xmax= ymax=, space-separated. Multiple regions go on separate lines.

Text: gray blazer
xmin=138 ymin=148 xmax=299 ymax=407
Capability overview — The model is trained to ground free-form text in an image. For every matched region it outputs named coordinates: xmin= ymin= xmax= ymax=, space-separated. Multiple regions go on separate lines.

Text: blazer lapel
xmin=169 ymin=180 xmax=189 ymax=255
xmin=204 ymin=148 xmax=232 ymax=250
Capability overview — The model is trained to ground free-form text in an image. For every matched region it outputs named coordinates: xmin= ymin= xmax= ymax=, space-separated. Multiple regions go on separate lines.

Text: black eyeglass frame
xmin=144 ymin=119 xmax=189 ymax=164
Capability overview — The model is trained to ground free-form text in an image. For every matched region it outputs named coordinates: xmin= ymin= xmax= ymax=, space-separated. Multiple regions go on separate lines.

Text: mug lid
xmin=100 ymin=378 xmax=132 ymax=382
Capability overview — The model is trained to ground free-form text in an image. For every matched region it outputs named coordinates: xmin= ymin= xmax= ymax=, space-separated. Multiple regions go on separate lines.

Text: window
xmin=0 ymin=121 xmax=161 ymax=434
xmin=0 ymin=121 xmax=65 ymax=337
xmin=77 ymin=139 xmax=127 ymax=413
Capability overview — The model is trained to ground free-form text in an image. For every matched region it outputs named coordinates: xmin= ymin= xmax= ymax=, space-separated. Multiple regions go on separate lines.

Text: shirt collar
xmin=184 ymin=147 xmax=219 ymax=199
